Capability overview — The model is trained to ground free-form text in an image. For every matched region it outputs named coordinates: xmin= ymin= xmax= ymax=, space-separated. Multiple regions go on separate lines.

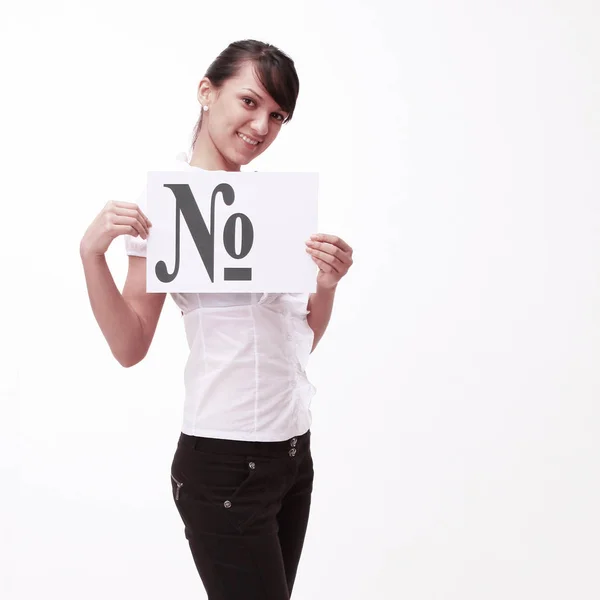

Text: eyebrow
xmin=241 ymin=87 xmax=287 ymax=114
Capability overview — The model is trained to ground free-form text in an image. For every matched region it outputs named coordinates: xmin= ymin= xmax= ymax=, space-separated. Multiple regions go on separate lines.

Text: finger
xmin=113 ymin=224 xmax=141 ymax=237
xmin=115 ymin=215 xmax=147 ymax=239
xmin=113 ymin=202 xmax=152 ymax=228
xmin=310 ymin=233 xmax=352 ymax=253
xmin=306 ymin=240 xmax=352 ymax=265
xmin=115 ymin=208 xmax=149 ymax=236
xmin=139 ymin=208 xmax=152 ymax=228
xmin=115 ymin=208 xmax=149 ymax=233
xmin=310 ymin=255 xmax=335 ymax=273
xmin=113 ymin=201 xmax=145 ymax=212
xmin=306 ymin=247 xmax=342 ymax=273
xmin=129 ymin=208 xmax=151 ymax=232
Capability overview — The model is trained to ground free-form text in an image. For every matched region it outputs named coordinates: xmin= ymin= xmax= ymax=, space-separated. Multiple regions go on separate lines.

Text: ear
xmin=197 ymin=77 xmax=212 ymax=106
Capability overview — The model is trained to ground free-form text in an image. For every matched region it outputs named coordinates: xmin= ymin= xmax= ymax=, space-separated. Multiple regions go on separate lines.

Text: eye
xmin=272 ymin=113 xmax=284 ymax=122
xmin=242 ymin=97 xmax=255 ymax=107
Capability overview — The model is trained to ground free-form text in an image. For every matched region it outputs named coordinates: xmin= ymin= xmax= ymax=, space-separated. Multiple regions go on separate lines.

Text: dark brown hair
xmin=190 ymin=39 xmax=300 ymax=150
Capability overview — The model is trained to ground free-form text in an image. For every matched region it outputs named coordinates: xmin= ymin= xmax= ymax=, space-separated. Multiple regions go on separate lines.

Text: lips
xmin=237 ymin=132 xmax=261 ymax=147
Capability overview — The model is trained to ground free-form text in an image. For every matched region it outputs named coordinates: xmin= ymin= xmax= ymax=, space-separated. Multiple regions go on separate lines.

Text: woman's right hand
xmin=80 ymin=201 xmax=152 ymax=259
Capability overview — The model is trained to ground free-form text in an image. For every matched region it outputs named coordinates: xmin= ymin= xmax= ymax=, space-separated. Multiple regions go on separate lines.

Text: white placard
xmin=146 ymin=171 xmax=319 ymax=293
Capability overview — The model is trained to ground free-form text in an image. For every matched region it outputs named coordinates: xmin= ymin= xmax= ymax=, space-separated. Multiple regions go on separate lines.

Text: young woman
xmin=80 ymin=40 xmax=353 ymax=599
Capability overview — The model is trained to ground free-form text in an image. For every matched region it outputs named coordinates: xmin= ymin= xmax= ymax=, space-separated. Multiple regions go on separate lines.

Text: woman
xmin=80 ymin=39 xmax=353 ymax=599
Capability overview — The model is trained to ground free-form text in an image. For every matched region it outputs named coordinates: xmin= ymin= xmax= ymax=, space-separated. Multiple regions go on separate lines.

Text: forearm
xmin=80 ymin=251 xmax=145 ymax=367
xmin=306 ymin=283 xmax=337 ymax=352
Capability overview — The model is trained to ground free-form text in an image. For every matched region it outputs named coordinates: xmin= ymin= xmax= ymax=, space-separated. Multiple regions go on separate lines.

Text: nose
xmin=250 ymin=112 xmax=269 ymax=138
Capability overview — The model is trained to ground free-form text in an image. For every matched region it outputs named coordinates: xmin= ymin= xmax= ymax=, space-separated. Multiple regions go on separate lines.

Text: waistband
xmin=178 ymin=429 xmax=311 ymax=458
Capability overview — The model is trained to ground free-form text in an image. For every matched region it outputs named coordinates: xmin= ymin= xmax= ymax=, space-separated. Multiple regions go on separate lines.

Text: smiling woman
xmin=79 ymin=38 xmax=353 ymax=600
xmin=188 ymin=39 xmax=299 ymax=171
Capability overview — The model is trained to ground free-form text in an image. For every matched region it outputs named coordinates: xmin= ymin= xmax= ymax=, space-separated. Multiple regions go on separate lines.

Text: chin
xmin=233 ymin=152 xmax=254 ymax=167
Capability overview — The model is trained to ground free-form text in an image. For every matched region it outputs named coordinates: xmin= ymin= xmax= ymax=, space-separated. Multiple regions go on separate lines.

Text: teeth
xmin=238 ymin=132 xmax=259 ymax=145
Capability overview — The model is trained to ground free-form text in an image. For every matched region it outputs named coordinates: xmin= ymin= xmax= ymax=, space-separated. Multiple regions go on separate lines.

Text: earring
xmin=202 ymin=104 xmax=209 ymax=112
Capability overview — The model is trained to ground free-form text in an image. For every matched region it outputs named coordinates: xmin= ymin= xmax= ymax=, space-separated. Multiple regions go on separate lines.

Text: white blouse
xmin=123 ymin=153 xmax=316 ymax=441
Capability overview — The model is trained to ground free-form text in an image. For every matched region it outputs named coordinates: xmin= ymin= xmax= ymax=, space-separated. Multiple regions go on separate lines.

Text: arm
xmin=304 ymin=233 xmax=354 ymax=352
xmin=307 ymin=284 xmax=337 ymax=352
xmin=81 ymin=251 xmax=166 ymax=367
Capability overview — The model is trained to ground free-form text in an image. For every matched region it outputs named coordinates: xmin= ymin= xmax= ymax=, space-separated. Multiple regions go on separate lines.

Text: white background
xmin=2 ymin=1 xmax=599 ymax=598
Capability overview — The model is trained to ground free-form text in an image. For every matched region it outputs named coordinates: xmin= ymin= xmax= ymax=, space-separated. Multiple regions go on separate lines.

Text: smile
xmin=237 ymin=132 xmax=260 ymax=146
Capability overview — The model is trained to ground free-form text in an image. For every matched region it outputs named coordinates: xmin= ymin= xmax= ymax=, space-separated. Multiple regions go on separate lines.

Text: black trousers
xmin=170 ymin=429 xmax=314 ymax=599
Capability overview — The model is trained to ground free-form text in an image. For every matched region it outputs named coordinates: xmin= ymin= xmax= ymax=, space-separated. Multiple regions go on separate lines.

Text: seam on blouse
xmin=250 ymin=305 xmax=260 ymax=434
xmin=192 ymin=310 xmax=208 ymax=436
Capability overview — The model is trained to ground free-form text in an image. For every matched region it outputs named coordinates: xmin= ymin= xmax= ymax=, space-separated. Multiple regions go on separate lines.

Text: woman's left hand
xmin=305 ymin=233 xmax=354 ymax=290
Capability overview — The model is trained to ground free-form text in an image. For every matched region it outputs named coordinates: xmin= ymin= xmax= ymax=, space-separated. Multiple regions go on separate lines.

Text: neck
xmin=188 ymin=130 xmax=241 ymax=172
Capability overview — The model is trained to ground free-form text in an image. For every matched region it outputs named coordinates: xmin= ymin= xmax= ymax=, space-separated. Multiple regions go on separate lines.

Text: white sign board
xmin=146 ymin=170 xmax=319 ymax=293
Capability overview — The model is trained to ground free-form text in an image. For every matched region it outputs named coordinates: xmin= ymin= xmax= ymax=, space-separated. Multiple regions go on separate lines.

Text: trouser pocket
xmin=170 ymin=473 xmax=184 ymax=501
xmin=171 ymin=444 xmax=287 ymax=533
xmin=174 ymin=449 xmax=256 ymax=501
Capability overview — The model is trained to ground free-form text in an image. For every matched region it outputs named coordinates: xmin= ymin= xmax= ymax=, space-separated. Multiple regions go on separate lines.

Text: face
xmin=198 ymin=61 xmax=289 ymax=170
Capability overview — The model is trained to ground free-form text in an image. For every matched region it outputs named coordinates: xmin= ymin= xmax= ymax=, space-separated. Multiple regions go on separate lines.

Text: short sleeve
xmin=123 ymin=187 xmax=148 ymax=258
